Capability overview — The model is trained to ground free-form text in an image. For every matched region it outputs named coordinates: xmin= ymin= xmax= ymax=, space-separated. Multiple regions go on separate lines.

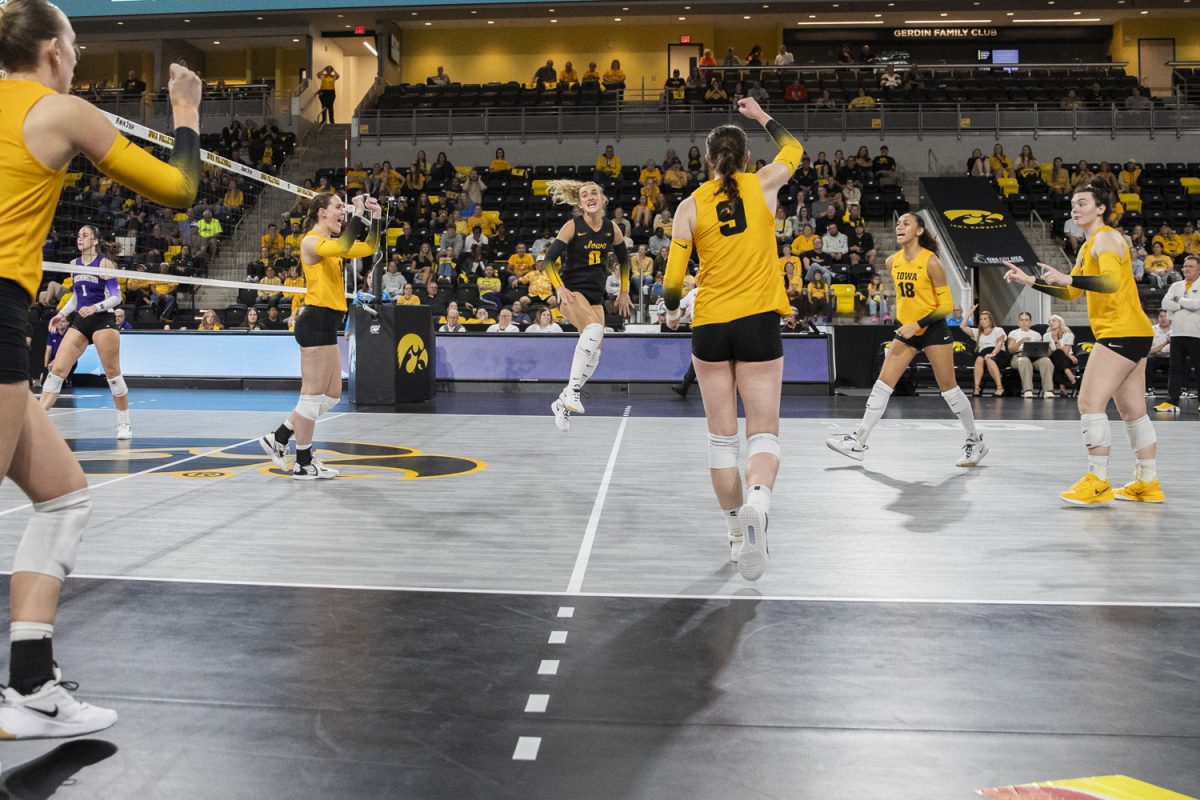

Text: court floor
xmin=0 ymin=390 xmax=1197 ymax=799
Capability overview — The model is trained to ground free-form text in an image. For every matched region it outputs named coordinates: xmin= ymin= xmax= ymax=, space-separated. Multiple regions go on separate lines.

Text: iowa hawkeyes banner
xmin=349 ymin=305 xmax=435 ymax=405
xmin=919 ymin=178 xmax=1040 ymax=270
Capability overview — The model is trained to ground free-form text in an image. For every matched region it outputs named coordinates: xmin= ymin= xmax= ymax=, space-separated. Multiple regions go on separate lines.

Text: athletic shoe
xmin=736 ymin=504 xmax=769 ymax=581
xmin=1114 ymin=478 xmax=1165 ymax=503
xmin=956 ymin=435 xmax=989 ymax=467
xmin=1042 ymin=391 xmax=1055 ymax=399
xmin=1145 ymin=389 xmax=1156 ymax=398
xmin=115 ymin=423 xmax=132 ymax=440
xmin=258 ymin=435 xmax=289 ymax=470
xmin=292 ymin=459 xmax=338 ymax=480
xmin=670 ymin=384 xmax=689 ymax=398
xmin=728 ymin=533 xmax=742 ymax=564
xmin=825 ymin=433 xmax=867 ymax=462
xmin=1059 ymin=472 xmax=1114 ymax=507
xmin=1154 ymin=402 xmax=1180 ymax=413
xmin=0 ymin=670 xmax=117 ymax=740
xmin=870 ymin=315 xmax=878 ymax=323
xmin=1022 ymin=390 xmax=1034 ymax=399
xmin=551 ymin=399 xmax=570 ymax=432
xmin=560 ymin=387 xmax=584 ymax=414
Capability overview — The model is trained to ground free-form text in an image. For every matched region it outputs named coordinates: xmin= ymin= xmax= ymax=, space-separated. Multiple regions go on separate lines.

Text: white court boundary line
xmin=24 ymin=572 xmax=1200 ymax=608
xmin=0 ymin=412 xmax=347 ymax=518
xmin=566 ymin=405 xmax=631 ymax=594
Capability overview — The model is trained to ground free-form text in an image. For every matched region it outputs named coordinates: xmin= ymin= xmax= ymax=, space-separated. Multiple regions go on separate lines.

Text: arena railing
xmin=79 ymin=86 xmax=295 ymax=131
xmin=355 ymin=99 xmax=1199 ymax=144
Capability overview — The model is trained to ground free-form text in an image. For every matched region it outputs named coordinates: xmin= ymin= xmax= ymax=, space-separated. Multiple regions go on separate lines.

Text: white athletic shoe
xmin=551 ymin=399 xmax=571 ymax=432
xmin=728 ymin=534 xmax=743 ymax=564
xmin=259 ymin=434 xmax=289 ymax=470
xmin=956 ymin=435 xmax=989 ymax=467
xmin=292 ymin=458 xmax=339 ymax=480
xmin=1043 ymin=391 xmax=1056 ymax=399
xmin=825 ymin=433 xmax=867 ymax=462
xmin=736 ymin=504 xmax=769 ymax=581
xmin=559 ymin=388 xmax=584 ymax=414
xmin=0 ymin=670 xmax=117 ymax=740
xmin=1022 ymin=390 xmax=1034 ymax=399
xmin=115 ymin=423 xmax=132 ymax=440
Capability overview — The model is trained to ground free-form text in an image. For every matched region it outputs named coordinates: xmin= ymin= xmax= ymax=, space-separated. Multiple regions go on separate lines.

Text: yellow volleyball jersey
xmin=891 ymin=247 xmax=940 ymax=333
xmin=691 ymin=173 xmax=791 ymax=327
xmin=1075 ymin=225 xmax=1152 ymax=339
xmin=301 ymin=232 xmax=348 ymax=312
xmin=0 ymin=80 xmax=69 ymax=301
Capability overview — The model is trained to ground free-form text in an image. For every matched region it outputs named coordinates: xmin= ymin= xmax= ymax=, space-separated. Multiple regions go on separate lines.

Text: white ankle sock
xmin=1135 ymin=459 xmax=1157 ymax=482
xmin=746 ymin=485 xmax=772 ymax=515
xmin=10 ymin=622 xmax=54 ymax=643
xmin=1088 ymin=455 xmax=1110 ymax=481
xmin=724 ymin=508 xmax=741 ymax=539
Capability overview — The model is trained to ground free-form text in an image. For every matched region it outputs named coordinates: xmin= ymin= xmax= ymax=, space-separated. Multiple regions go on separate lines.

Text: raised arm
xmin=734 ymin=98 xmax=803 ymax=207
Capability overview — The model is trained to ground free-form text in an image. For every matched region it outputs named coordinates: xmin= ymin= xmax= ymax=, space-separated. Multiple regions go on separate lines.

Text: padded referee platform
xmin=1 ymin=390 xmax=1197 ymax=798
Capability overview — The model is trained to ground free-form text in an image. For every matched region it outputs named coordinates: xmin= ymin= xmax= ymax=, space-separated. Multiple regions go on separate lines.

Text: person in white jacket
xmin=1158 ymin=254 xmax=1200 ymax=412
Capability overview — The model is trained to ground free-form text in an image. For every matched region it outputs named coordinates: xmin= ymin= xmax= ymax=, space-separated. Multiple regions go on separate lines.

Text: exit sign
xmin=354 ymin=24 xmax=366 ymax=34
xmin=680 ymin=35 xmax=691 ymax=43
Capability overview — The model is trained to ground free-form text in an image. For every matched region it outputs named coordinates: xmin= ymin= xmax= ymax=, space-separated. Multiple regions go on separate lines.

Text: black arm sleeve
xmin=543 ymin=238 xmax=567 ymax=264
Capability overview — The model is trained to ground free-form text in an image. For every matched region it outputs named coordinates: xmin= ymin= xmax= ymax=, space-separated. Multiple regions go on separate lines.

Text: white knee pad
xmin=1124 ymin=415 xmax=1156 ymax=452
xmin=13 ymin=489 xmax=91 ymax=581
xmin=707 ymin=433 xmax=740 ymax=469
xmin=294 ymin=394 xmax=324 ymax=421
xmin=746 ymin=433 xmax=781 ymax=462
xmin=319 ymin=394 xmax=339 ymax=415
xmin=42 ymin=372 xmax=64 ymax=394
xmin=107 ymin=375 xmax=128 ymax=398
xmin=1080 ymin=412 xmax=1112 ymax=450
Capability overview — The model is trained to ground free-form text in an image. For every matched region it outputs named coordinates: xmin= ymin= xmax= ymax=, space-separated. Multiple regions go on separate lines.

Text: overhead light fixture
xmin=1011 ymin=17 xmax=1101 ymax=22
xmin=363 ymin=41 xmax=377 ymax=55
xmin=743 ymin=15 xmax=751 ymax=19
xmin=488 ymin=19 xmax=495 ymax=24
xmin=212 ymin=40 xmax=220 ymax=44
xmin=614 ymin=17 xmax=622 ymax=21
xmin=904 ymin=18 xmax=992 ymax=23
xmin=809 ymin=14 xmax=817 ymax=18
xmin=424 ymin=21 xmax=432 ymax=25
xmin=344 ymin=24 xmax=350 ymax=28
xmin=116 ymin=20 xmax=123 ymax=24
xmin=337 ymin=13 xmax=343 ymax=17
xmin=79 ymin=45 xmax=86 ymax=50
xmin=794 ymin=19 xmax=885 ymax=25
xmin=292 ymin=38 xmax=300 ymax=42
xmin=256 ymin=16 xmax=263 ymax=20
xmin=679 ymin=16 xmax=686 ymax=20
xmin=874 ymin=13 xmax=882 ymax=17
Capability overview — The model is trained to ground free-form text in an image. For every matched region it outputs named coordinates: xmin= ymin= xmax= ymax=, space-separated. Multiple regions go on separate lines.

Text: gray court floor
xmin=0 ymin=397 xmax=1196 ymax=798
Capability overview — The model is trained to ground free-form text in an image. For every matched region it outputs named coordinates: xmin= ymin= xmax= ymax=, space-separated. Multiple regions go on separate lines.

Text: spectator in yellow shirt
xmin=196 ymin=209 xmax=222 ymax=261
xmin=477 ymin=265 xmax=504 ymax=308
xmin=1153 ymin=224 xmax=1185 ymax=259
xmin=662 ymin=162 xmax=688 ymax=190
xmin=1144 ymin=242 xmax=1181 ymax=289
xmin=848 ymin=88 xmax=876 ymax=109
xmin=639 ymin=159 xmax=662 ymax=187
xmin=381 ymin=160 xmax=403 ymax=195
xmin=257 ymin=266 xmax=284 ymax=305
xmin=282 ymin=265 xmax=306 ymax=311
xmin=989 ymin=144 xmax=1013 ymax=179
xmin=220 ymin=179 xmax=244 ymax=219
xmin=603 ymin=59 xmax=626 ymax=89
xmin=197 ymin=310 xmax=224 ymax=331
xmin=507 ymin=243 xmax=535 ymax=282
xmin=345 ymin=161 xmax=368 ymax=191
xmin=1184 ymin=222 xmax=1200 ymax=256
xmin=641 ymin=178 xmax=662 ymax=211
xmin=581 ymin=62 xmax=600 ymax=83
xmin=559 ymin=61 xmax=579 ymax=84
xmin=395 ymin=284 xmax=422 ymax=306
xmin=779 ymin=245 xmax=803 ymax=281
xmin=791 ymin=224 xmax=818 ymax=254
xmin=519 ymin=265 xmax=554 ymax=304
xmin=489 ymin=147 xmax=512 ymax=175
xmin=593 ymin=145 xmax=622 ymax=181
xmin=261 ymin=224 xmax=284 ymax=256
xmin=1047 ymin=157 xmax=1071 ymax=196
xmin=1118 ymin=160 xmax=1142 ymax=195
xmin=284 ymin=222 xmax=304 ymax=252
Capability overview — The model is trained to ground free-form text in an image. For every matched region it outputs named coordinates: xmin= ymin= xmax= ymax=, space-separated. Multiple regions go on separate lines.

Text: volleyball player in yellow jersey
xmin=663 ymin=98 xmax=801 ymax=581
xmin=260 ymin=193 xmax=381 ymax=479
xmin=0 ymin=0 xmax=201 ymax=738
xmin=1004 ymin=179 xmax=1162 ymax=506
xmin=827 ymin=213 xmax=987 ymax=467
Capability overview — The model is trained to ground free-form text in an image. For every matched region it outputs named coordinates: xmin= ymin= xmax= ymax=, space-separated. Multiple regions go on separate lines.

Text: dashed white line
xmin=537 ymin=660 xmax=559 ymax=676
xmin=524 ymin=694 xmax=549 ymax=713
xmin=557 ymin=606 xmax=575 ymax=618
xmin=512 ymin=737 xmax=541 ymax=761
xmin=548 ymin=631 xmax=568 ymax=644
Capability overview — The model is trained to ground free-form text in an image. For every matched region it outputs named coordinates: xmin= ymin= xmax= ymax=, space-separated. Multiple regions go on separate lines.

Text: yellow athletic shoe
xmin=1114 ymin=478 xmax=1165 ymax=503
xmin=1059 ymin=472 xmax=1114 ymax=507
xmin=1154 ymin=401 xmax=1180 ymax=413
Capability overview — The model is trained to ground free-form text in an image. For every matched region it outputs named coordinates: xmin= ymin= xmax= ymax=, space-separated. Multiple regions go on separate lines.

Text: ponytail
xmin=547 ymin=179 xmax=605 ymax=209
xmin=705 ymin=124 xmax=748 ymax=209
xmin=304 ymin=191 xmax=339 ymax=232
xmin=902 ymin=212 xmax=940 ymax=256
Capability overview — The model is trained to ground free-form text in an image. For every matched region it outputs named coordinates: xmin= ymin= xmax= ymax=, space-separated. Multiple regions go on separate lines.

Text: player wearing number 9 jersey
xmin=826 ymin=212 xmax=988 ymax=468
xmin=662 ymin=97 xmax=801 ymax=581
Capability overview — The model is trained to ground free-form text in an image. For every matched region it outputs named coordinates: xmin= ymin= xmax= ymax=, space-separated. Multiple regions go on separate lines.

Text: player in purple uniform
xmin=40 ymin=225 xmax=132 ymax=440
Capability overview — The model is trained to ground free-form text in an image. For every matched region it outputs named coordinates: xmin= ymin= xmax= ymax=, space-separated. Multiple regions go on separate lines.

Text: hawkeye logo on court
xmin=944 ymin=209 xmax=1006 ymax=229
xmin=67 ymin=438 xmax=484 ymax=481
xmin=397 ymin=333 xmax=429 ymax=374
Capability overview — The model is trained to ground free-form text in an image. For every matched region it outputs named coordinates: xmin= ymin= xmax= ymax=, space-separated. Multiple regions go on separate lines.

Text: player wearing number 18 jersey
xmin=826 ymin=213 xmax=987 ymax=467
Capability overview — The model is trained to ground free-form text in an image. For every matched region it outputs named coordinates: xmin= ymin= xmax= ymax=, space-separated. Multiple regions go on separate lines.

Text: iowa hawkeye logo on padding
xmin=397 ymin=333 xmax=429 ymax=374
xmin=943 ymin=209 xmax=1006 ymax=228
xmin=66 ymin=438 xmax=484 ymax=480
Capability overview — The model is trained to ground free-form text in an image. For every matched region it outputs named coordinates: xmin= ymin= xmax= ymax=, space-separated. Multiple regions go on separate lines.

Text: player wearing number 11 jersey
xmin=826 ymin=212 xmax=988 ymax=467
